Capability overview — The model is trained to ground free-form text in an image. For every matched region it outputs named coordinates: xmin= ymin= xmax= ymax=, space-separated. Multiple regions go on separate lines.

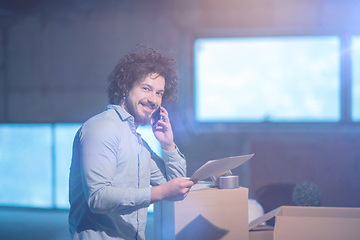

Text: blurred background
xmin=0 ymin=0 xmax=359 ymax=239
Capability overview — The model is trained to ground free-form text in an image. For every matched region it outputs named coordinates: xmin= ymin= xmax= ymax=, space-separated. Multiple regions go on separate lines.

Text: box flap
xmin=279 ymin=206 xmax=360 ymax=218
xmin=249 ymin=205 xmax=360 ymax=230
xmin=249 ymin=206 xmax=281 ymax=230
xmin=274 ymin=215 xmax=360 ymax=240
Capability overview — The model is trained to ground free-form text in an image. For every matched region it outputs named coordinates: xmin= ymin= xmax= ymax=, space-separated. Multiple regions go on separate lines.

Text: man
xmin=68 ymin=46 xmax=195 ymax=240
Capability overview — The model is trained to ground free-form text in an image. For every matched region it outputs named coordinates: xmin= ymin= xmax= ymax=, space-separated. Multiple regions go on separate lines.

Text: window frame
xmin=179 ymin=30 xmax=360 ymax=133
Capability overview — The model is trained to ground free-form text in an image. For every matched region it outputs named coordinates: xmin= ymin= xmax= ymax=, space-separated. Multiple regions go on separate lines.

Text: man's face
xmin=121 ymin=73 xmax=165 ymax=127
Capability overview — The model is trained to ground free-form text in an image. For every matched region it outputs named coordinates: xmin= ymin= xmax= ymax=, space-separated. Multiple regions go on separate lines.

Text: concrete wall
xmin=1 ymin=0 xmax=360 ymax=208
xmin=1 ymin=0 xmax=183 ymax=122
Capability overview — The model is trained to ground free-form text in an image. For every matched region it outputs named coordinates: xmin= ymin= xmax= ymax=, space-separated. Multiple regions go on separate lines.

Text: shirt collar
xmin=106 ymin=105 xmax=143 ymax=139
xmin=106 ymin=104 xmax=134 ymax=122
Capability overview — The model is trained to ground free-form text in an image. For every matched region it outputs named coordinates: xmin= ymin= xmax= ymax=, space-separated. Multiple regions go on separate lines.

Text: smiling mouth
xmin=140 ymin=103 xmax=156 ymax=113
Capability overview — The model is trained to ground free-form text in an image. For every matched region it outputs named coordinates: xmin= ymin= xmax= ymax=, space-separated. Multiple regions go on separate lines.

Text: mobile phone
xmin=152 ymin=107 xmax=161 ymax=126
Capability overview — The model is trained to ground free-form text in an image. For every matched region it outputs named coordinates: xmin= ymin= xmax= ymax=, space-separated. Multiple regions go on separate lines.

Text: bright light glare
xmin=352 ymin=36 xmax=360 ymax=121
xmin=137 ymin=125 xmax=162 ymax=213
xmin=194 ymin=36 xmax=340 ymax=122
xmin=137 ymin=125 xmax=162 ymax=157
xmin=55 ymin=123 xmax=82 ymax=209
xmin=0 ymin=124 xmax=53 ymax=208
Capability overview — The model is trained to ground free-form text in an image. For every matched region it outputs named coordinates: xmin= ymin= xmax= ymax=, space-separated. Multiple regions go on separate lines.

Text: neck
xmin=119 ymin=103 xmax=139 ymax=129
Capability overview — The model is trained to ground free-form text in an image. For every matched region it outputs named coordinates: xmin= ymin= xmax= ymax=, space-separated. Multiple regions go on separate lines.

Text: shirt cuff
xmin=162 ymin=145 xmax=185 ymax=162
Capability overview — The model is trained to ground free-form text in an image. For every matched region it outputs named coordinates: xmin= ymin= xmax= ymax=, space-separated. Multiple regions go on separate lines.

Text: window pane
xmin=137 ymin=125 xmax=162 ymax=213
xmin=352 ymin=36 xmax=360 ymax=121
xmin=54 ymin=123 xmax=82 ymax=209
xmin=137 ymin=125 xmax=162 ymax=157
xmin=0 ymin=124 xmax=52 ymax=208
xmin=194 ymin=36 xmax=340 ymax=122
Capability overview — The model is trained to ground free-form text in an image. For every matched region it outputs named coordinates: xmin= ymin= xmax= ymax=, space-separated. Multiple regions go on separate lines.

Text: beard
xmin=124 ymin=97 xmax=152 ymax=126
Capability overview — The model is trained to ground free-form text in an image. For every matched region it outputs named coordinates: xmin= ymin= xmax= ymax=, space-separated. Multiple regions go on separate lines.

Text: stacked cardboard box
xmin=154 ymin=186 xmax=249 ymax=240
xmin=154 ymin=183 xmax=360 ymax=240
xmin=249 ymin=206 xmax=360 ymax=240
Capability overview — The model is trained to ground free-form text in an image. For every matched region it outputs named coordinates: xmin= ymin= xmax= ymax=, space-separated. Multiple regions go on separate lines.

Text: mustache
xmin=139 ymin=100 xmax=158 ymax=110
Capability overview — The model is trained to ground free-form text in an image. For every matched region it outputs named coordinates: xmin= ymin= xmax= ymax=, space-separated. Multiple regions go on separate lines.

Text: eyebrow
xmin=141 ymin=83 xmax=164 ymax=93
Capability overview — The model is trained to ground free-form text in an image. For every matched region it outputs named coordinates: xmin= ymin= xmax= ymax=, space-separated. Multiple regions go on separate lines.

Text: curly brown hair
xmin=107 ymin=46 xmax=179 ymax=105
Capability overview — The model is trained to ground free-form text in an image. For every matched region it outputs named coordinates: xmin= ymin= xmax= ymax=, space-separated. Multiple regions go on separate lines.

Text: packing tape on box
xmin=218 ymin=175 xmax=239 ymax=189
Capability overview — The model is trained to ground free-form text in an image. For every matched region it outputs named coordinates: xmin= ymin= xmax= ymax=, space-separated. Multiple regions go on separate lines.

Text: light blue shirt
xmin=69 ymin=105 xmax=186 ymax=240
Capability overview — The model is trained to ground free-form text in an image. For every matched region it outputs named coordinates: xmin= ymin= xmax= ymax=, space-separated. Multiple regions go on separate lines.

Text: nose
xmin=147 ymin=91 xmax=160 ymax=108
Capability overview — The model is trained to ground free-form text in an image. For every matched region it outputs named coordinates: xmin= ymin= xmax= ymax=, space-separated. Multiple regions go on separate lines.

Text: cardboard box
xmin=249 ymin=225 xmax=274 ymax=240
xmin=249 ymin=206 xmax=360 ymax=240
xmin=154 ymin=186 xmax=249 ymax=240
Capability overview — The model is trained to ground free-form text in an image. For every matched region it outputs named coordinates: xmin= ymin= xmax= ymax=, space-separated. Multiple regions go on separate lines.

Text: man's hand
xmin=150 ymin=178 xmax=196 ymax=203
xmin=151 ymin=106 xmax=176 ymax=151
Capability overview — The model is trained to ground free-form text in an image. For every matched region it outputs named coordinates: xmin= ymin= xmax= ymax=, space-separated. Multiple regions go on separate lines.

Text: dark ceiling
xmin=0 ymin=0 xmax=43 ymax=13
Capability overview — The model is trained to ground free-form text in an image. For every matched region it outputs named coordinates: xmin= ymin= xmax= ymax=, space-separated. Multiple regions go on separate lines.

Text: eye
xmin=143 ymin=87 xmax=150 ymax=91
xmin=157 ymin=92 xmax=164 ymax=97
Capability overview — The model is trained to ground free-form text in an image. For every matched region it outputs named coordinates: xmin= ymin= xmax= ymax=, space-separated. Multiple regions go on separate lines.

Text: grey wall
xmin=0 ymin=0 xmax=185 ymax=123
xmin=1 ymin=0 xmax=360 ymax=208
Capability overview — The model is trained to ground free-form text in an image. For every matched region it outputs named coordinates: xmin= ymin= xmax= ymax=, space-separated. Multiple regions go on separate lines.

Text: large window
xmin=0 ymin=124 xmax=160 ymax=210
xmin=54 ymin=123 xmax=82 ymax=209
xmin=194 ymin=36 xmax=341 ymax=122
xmin=0 ymin=124 xmax=53 ymax=208
xmin=352 ymin=36 xmax=360 ymax=121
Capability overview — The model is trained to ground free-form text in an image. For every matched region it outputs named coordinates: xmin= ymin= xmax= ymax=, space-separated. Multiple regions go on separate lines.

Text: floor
xmin=0 ymin=207 xmax=154 ymax=240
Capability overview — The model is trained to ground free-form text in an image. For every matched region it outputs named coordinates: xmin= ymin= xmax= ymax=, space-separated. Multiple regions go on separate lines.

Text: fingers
xmin=177 ymin=178 xmax=195 ymax=196
xmin=182 ymin=179 xmax=196 ymax=188
xmin=172 ymin=178 xmax=194 ymax=192
xmin=178 ymin=181 xmax=193 ymax=200
xmin=159 ymin=106 xmax=170 ymax=123
xmin=161 ymin=177 xmax=197 ymax=202
xmin=179 ymin=188 xmax=190 ymax=200
xmin=152 ymin=107 xmax=171 ymax=131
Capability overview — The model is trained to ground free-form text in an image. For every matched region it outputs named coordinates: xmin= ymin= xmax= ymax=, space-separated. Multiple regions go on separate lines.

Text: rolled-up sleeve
xmin=149 ymin=145 xmax=187 ymax=186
